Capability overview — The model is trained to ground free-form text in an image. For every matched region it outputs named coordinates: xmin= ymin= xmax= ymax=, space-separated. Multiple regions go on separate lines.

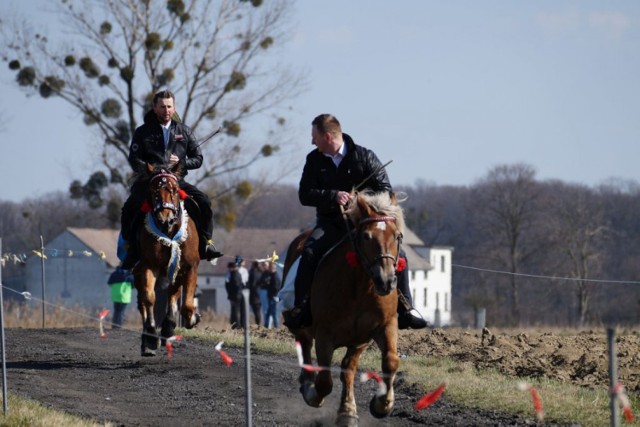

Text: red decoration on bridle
xmin=396 ymin=257 xmax=407 ymax=273
xmin=345 ymin=252 xmax=406 ymax=273
xmin=139 ymin=173 xmax=187 ymax=213
xmin=140 ymin=200 xmax=152 ymax=213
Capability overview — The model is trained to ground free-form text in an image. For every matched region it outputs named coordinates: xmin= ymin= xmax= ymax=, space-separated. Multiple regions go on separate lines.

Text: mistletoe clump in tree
xmin=1 ymin=0 xmax=303 ymax=229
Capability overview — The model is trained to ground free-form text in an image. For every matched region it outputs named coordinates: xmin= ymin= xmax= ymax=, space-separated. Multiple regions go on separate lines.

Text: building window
xmin=206 ymin=277 xmax=210 ymax=284
xmin=423 ymin=288 xmax=427 ymax=308
xmin=411 ymin=270 xmax=416 ymax=281
xmin=436 ymin=292 xmax=440 ymax=309
xmin=440 ymin=255 xmax=446 ymax=272
xmin=445 ymin=292 xmax=449 ymax=311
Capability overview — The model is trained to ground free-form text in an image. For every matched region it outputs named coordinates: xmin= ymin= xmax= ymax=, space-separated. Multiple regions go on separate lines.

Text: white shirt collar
xmin=323 ymin=143 xmax=347 ymax=167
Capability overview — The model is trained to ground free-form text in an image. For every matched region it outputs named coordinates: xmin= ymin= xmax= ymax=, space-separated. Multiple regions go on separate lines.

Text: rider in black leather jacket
xmin=119 ymin=90 xmax=223 ymax=267
xmin=284 ymin=113 xmax=427 ymax=330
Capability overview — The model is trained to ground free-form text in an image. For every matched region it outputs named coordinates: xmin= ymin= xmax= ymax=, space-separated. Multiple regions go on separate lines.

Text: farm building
xmin=24 ymin=228 xmax=120 ymax=310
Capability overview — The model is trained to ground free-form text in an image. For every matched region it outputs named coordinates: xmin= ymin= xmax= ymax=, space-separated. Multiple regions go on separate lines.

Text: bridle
xmin=149 ymin=171 xmax=181 ymax=217
xmin=348 ymin=213 xmax=403 ymax=279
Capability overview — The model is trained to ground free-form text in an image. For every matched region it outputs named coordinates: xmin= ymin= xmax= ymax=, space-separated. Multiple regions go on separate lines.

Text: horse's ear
xmin=146 ymin=163 xmax=154 ymax=174
xmin=170 ymin=161 xmax=185 ymax=178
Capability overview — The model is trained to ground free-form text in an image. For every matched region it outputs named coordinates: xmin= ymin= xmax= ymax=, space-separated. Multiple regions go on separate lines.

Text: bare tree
xmin=471 ymin=163 xmax=541 ymax=326
xmin=548 ymin=183 xmax=609 ymax=326
xmin=1 ymin=0 xmax=304 ymax=221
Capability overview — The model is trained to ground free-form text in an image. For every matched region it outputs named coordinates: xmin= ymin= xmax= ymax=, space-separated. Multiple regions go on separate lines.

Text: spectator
xmin=107 ymin=266 xmax=134 ymax=329
xmin=261 ymin=262 xmax=282 ymax=328
xmin=258 ymin=261 xmax=270 ymax=322
xmin=247 ymin=261 xmax=264 ymax=326
xmin=224 ymin=262 xmax=244 ymax=329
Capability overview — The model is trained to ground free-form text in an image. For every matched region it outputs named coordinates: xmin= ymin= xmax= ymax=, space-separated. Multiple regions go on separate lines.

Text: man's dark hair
xmin=312 ymin=114 xmax=342 ymax=137
xmin=153 ymin=90 xmax=175 ymax=105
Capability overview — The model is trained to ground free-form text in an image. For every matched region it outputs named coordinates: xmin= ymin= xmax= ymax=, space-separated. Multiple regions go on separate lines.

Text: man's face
xmin=153 ymin=97 xmax=175 ymax=125
xmin=311 ymin=126 xmax=332 ymax=153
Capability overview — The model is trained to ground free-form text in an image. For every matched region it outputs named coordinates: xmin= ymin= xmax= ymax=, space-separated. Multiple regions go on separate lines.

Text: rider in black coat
xmin=119 ymin=90 xmax=223 ymax=268
xmin=284 ymin=113 xmax=427 ymax=330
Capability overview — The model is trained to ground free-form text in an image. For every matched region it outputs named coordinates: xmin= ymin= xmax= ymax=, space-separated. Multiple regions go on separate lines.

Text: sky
xmin=2 ymin=1 xmax=640 ymax=202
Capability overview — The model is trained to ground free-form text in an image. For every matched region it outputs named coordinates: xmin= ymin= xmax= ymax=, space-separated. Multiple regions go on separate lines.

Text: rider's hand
xmin=335 ymin=191 xmax=352 ymax=206
xmin=168 ymin=154 xmax=180 ymax=166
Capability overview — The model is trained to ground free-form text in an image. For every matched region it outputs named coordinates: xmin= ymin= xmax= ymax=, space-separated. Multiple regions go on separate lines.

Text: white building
xmin=402 ymin=229 xmax=453 ymax=327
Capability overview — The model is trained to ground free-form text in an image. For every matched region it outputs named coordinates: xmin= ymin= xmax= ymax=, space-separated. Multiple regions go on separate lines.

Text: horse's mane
xmin=345 ymin=189 xmax=406 ymax=234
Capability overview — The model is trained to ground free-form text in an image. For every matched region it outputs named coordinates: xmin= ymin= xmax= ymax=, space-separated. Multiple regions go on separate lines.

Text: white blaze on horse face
xmin=376 ymin=221 xmax=387 ymax=231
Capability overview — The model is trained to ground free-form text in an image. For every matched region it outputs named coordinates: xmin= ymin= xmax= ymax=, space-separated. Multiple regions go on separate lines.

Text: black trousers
xmin=293 ymin=218 xmax=346 ymax=306
xmin=396 ymin=247 xmax=414 ymax=312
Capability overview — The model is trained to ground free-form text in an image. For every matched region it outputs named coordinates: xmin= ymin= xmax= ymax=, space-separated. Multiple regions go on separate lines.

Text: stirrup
xmin=202 ymin=239 xmax=224 ymax=260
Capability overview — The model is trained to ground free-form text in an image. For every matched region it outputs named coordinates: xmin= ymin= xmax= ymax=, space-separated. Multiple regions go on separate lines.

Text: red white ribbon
xmin=295 ymin=341 xmax=325 ymax=372
xmin=360 ymin=371 xmax=387 ymax=396
xmin=612 ymin=382 xmax=634 ymax=423
xmin=518 ymin=382 xmax=544 ymax=422
xmin=215 ymin=341 xmax=233 ymax=367
xmin=98 ymin=309 xmax=110 ymax=338
xmin=165 ymin=335 xmax=183 ymax=359
xmin=415 ymin=382 xmax=447 ymax=411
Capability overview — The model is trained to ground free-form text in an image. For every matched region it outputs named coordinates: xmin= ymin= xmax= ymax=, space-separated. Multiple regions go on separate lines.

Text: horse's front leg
xmin=160 ymin=280 xmax=181 ymax=344
xmin=295 ymin=332 xmax=322 ymax=407
xmin=135 ymin=269 xmax=159 ymax=356
xmin=370 ymin=324 xmax=399 ymax=418
xmin=337 ymin=345 xmax=366 ymax=427
xmin=178 ymin=265 xmax=200 ymax=329
xmin=305 ymin=333 xmax=334 ymax=408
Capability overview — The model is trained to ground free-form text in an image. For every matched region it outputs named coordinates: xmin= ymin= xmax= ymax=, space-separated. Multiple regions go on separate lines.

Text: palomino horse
xmin=283 ymin=190 xmax=405 ymax=426
xmin=132 ymin=163 xmax=200 ymax=356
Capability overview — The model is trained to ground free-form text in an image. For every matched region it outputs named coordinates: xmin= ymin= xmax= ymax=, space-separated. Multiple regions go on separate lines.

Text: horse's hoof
xmin=141 ymin=345 xmax=156 ymax=357
xmin=300 ymin=383 xmax=324 ymax=408
xmin=182 ymin=312 xmax=200 ymax=329
xmin=336 ymin=414 xmax=358 ymax=427
xmin=144 ymin=336 xmax=159 ymax=351
xmin=369 ymin=396 xmax=393 ymax=419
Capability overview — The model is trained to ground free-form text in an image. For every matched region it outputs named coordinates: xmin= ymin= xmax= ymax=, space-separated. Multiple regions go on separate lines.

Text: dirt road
xmin=3 ymin=327 xmax=541 ymax=426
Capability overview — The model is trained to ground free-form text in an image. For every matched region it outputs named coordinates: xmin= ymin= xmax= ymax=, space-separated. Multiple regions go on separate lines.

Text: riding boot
xmin=195 ymin=199 xmax=223 ymax=260
xmin=201 ymin=236 xmax=224 ymax=261
xmin=282 ymin=253 xmax=315 ymax=329
xmin=397 ymin=292 xmax=428 ymax=330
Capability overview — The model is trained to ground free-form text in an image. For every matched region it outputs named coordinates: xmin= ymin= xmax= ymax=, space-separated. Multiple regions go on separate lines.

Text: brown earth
xmin=396 ymin=327 xmax=640 ymax=394
xmin=3 ymin=325 xmax=639 ymax=426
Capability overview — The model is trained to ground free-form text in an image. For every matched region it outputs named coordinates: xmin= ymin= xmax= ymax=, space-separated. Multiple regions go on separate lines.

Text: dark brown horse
xmin=132 ymin=163 xmax=200 ymax=356
xmin=282 ymin=190 xmax=405 ymax=426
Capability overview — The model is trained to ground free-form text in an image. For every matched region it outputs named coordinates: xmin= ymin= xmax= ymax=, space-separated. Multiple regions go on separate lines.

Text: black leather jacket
xmin=298 ymin=133 xmax=392 ymax=221
xmin=128 ymin=111 xmax=203 ymax=176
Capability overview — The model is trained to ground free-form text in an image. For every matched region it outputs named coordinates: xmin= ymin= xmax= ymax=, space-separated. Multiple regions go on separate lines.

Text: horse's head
xmin=346 ymin=190 xmax=405 ymax=296
xmin=145 ymin=163 xmax=183 ymax=235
